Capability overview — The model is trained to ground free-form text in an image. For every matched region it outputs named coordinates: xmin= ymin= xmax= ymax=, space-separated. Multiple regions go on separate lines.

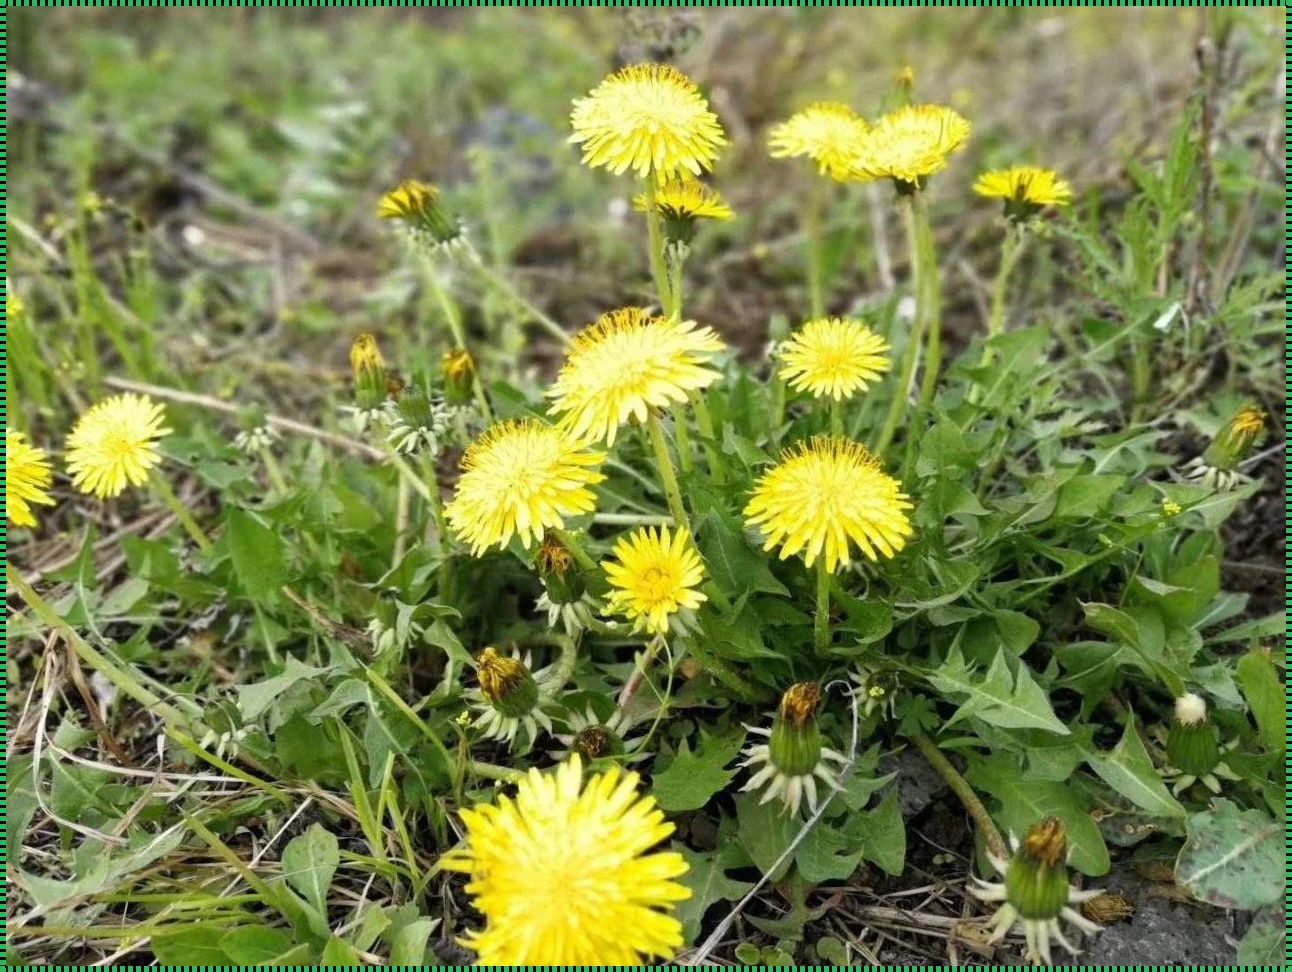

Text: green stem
xmin=393 ymin=474 xmax=410 ymax=567
xmin=419 ymin=454 xmax=448 ymax=556
xmin=150 ymin=472 xmax=212 ymax=552
xmin=689 ymin=390 xmax=726 ymax=485
xmin=7 ymin=564 xmax=198 ymax=728
xmin=806 ymin=180 xmax=827 ymax=318
xmin=537 ymin=635 xmax=579 ymax=701
xmin=982 ymin=226 xmax=1027 ymax=360
xmin=422 ymin=258 xmax=493 ymax=422
xmin=912 ymin=731 xmax=1008 ymax=860
xmin=467 ymin=246 xmax=570 ymax=346
xmin=260 ymin=448 xmax=289 ymax=495
xmin=646 ymin=412 xmax=689 ymax=532
xmin=914 ymin=191 xmax=943 ymax=409
xmin=814 ymin=560 xmax=832 ymax=654
xmin=872 ymin=195 xmax=925 ymax=458
xmin=644 ymin=182 xmax=672 ymax=315
xmin=592 ymin=512 xmax=674 ymax=527
xmin=829 ymin=398 xmax=843 ymax=437
xmin=665 ymin=239 xmax=684 ymax=322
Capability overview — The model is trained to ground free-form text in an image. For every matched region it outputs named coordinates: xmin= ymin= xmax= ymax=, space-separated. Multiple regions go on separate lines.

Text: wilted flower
xmin=974 ymin=165 xmax=1073 ymax=219
xmin=534 ymin=533 xmax=600 ymax=636
xmin=970 ymin=817 xmax=1103 ymax=965
xmin=444 ymin=419 xmax=605 ymax=556
xmin=464 ymin=646 xmax=557 ymax=748
xmin=65 ymin=394 xmax=171 ymax=499
xmin=441 ymin=754 xmax=691 ymax=963
xmin=602 ymin=526 xmax=708 ymax=637
xmin=551 ymin=704 xmax=649 ymax=764
xmin=767 ymin=102 xmax=870 ymax=181
xmin=547 ymin=307 xmax=725 ymax=446
xmin=744 ymin=436 xmax=913 ymax=573
xmin=569 ymin=64 xmax=726 ymax=182
xmin=6 ymin=429 xmax=55 ymax=527
xmin=385 ymin=383 xmax=451 ymax=456
xmin=1161 ymin=693 xmax=1239 ymax=795
xmin=740 ymin=682 xmax=847 ymax=816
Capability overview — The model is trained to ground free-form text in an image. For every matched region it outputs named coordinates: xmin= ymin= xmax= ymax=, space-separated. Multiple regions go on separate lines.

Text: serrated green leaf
xmin=1053 ymin=473 xmax=1126 ymax=519
xmin=227 ymin=508 xmax=288 ymax=593
xmin=153 ymin=926 xmax=229 ymax=964
xmin=849 ymin=788 xmax=906 ymax=875
xmin=1175 ymin=799 xmax=1282 ymax=910
xmin=927 ymin=647 xmax=1068 ymax=735
xmin=1236 ymin=649 xmax=1284 ymax=755
xmin=1083 ymin=719 xmax=1184 ymax=817
xmin=674 ymin=846 xmax=753 ymax=942
xmin=652 ymin=728 xmax=745 ymax=812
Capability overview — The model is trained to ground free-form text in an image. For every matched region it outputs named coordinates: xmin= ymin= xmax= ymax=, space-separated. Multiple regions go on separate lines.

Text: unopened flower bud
xmin=536 ymin=534 xmax=587 ymax=605
xmin=571 ymin=724 xmax=615 ymax=759
xmin=350 ymin=333 xmax=388 ymax=410
xmin=1203 ymin=406 xmax=1265 ymax=472
xmin=769 ymin=682 xmax=825 ymax=776
xmin=475 ymin=647 xmax=539 ymax=719
xmin=377 ymin=179 xmax=464 ymax=251
xmin=1005 ymin=817 xmax=1072 ymax=920
xmin=441 ymin=347 xmax=477 ymax=405
xmin=1168 ymin=693 xmax=1220 ymax=777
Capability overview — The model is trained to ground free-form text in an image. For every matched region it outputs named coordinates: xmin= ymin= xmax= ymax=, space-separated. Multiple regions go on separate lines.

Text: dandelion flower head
xmin=744 ymin=436 xmax=913 ymax=572
xmin=973 ymin=165 xmax=1073 ymax=210
xmin=6 ymin=430 xmax=55 ymax=527
xmin=445 ymin=419 xmax=605 ymax=556
xmin=65 ymin=394 xmax=170 ymax=499
xmin=634 ymin=177 xmax=734 ymax=223
xmin=768 ymin=102 xmax=870 ymax=180
xmin=603 ymin=526 xmax=708 ymax=636
xmin=442 ymin=754 xmax=691 ymax=963
xmin=569 ymin=64 xmax=727 ymax=182
xmin=849 ymin=103 xmax=971 ymax=187
xmin=778 ymin=317 xmax=892 ymax=401
xmin=548 ymin=307 xmax=725 ymax=446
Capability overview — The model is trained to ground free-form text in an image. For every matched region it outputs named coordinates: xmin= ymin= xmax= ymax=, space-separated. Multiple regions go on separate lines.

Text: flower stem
xmin=421 ymin=256 xmax=494 ymax=423
xmin=646 ymin=412 xmax=690 ymax=532
xmin=982 ymin=226 xmax=1027 ymax=361
xmin=393 ymin=474 xmax=411 ymax=567
xmin=149 ymin=472 xmax=212 ymax=552
xmin=538 ymin=634 xmax=580 ymax=701
xmin=689 ymin=390 xmax=726 ymax=486
xmin=872 ymin=195 xmax=924 ymax=458
xmin=829 ymin=398 xmax=843 ymax=437
xmin=419 ymin=454 xmax=449 ymax=556
xmin=912 ymin=731 xmax=1008 ymax=860
xmin=644 ymin=182 xmax=673 ymax=315
xmin=914 ymin=191 xmax=943 ymax=409
xmin=806 ymin=179 xmax=827 ymax=318
xmin=7 ymin=563 xmax=199 ymax=728
xmin=814 ymin=560 xmax=832 ymax=655
xmin=618 ymin=634 xmax=665 ymax=708
xmin=466 ymin=245 xmax=570 ymax=346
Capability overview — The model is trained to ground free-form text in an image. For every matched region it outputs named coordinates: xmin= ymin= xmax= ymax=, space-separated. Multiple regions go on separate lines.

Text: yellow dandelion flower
xmin=849 ymin=104 xmax=971 ymax=187
xmin=569 ymin=64 xmax=727 ymax=182
xmin=442 ymin=754 xmax=690 ymax=964
xmin=7 ymin=291 xmax=25 ymax=319
xmin=6 ymin=430 xmax=55 ymax=528
xmin=767 ymin=102 xmax=870 ymax=180
xmin=377 ymin=179 xmax=462 ymax=248
xmin=744 ymin=436 xmax=913 ymax=573
xmin=548 ymin=307 xmax=725 ymax=446
xmin=974 ymin=165 xmax=1073 ymax=214
xmin=603 ymin=526 xmax=708 ymax=636
xmin=349 ymin=332 xmax=384 ymax=378
xmin=634 ymin=177 xmax=734 ymax=224
xmin=65 ymin=394 xmax=171 ymax=500
xmin=778 ymin=317 xmax=892 ymax=401
xmin=444 ymin=419 xmax=605 ymax=556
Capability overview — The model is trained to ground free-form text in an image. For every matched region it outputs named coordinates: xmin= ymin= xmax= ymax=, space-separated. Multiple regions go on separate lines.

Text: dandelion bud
xmin=1203 ymin=405 xmax=1265 ymax=473
xmin=633 ymin=177 xmax=733 ymax=246
xmin=441 ymin=347 xmax=477 ymax=406
xmin=536 ymin=534 xmax=586 ymax=605
xmin=350 ymin=333 xmax=387 ymax=410
xmin=1005 ymin=818 xmax=1072 ymax=921
xmin=386 ymin=382 xmax=450 ymax=456
xmin=741 ymin=682 xmax=845 ymax=816
xmin=475 ymin=647 xmax=539 ymax=720
xmin=769 ymin=682 xmax=825 ymax=776
xmin=377 ymin=179 xmax=464 ymax=251
xmin=1167 ymin=693 xmax=1220 ymax=777
xmin=571 ymin=724 xmax=615 ymax=760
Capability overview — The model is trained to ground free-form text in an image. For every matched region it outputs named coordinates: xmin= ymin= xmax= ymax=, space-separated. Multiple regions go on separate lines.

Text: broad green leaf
xmin=1081 ymin=601 xmax=1184 ymax=695
xmin=1175 ymin=799 xmax=1282 ymax=910
xmin=674 ymin=846 xmax=753 ymax=941
xmin=227 ymin=508 xmax=288 ymax=593
xmin=849 ymin=789 xmax=906 ymax=875
xmin=237 ymin=656 xmax=328 ymax=721
xmin=693 ymin=508 xmax=789 ymax=598
xmin=220 ymin=926 xmax=301 ymax=964
xmin=1082 ymin=720 xmax=1185 ymax=817
xmin=652 ymin=728 xmax=745 ymax=812
xmin=281 ymin=823 xmax=339 ymax=921
xmin=927 ymin=647 xmax=1069 ymax=735
xmin=1236 ymin=649 xmax=1283 ymax=755
xmin=795 ymin=821 xmax=865 ymax=883
xmin=388 ymin=917 xmax=439 ymax=965
xmin=734 ymin=791 xmax=797 ymax=882
xmin=153 ymin=926 xmax=229 ymax=964
xmin=320 ymin=936 xmax=364 ymax=966
xmin=967 ymin=755 xmax=1110 ymax=875
xmin=1053 ymin=473 xmax=1126 ymax=519
xmin=1236 ymin=906 xmax=1285 ymax=964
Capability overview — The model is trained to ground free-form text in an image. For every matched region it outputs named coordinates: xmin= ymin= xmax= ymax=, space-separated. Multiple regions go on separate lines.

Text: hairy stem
xmin=872 ymin=195 xmax=925 ymax=458
xmin=646 ymin=412 xmax=690 ymax=532
xmin=814 ymin=560 xmax=832 ymax=655
xmin=806 ymin=179 xmax=827 ymax=318
xmin=914 ymin=191 xmax=944 ymax=408
xmin=149 ymin=472 xmax=212 ymax=552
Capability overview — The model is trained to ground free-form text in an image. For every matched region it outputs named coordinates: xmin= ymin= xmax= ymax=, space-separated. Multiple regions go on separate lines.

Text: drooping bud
xmin=475 ymin=647 xmax=539 ymax=719
xmin=571 ymin=724 xmax=616 ymax=760
xmin=769 ymin=682 xmax=825 ymax=777
xmin=350 ymin=333 xmax=388 ymax=411
xmin=1203 ymin=406 xmax=1265 ymax=473
xmin=1004 ymin=817 xmax=1072 ymax=921
xmin=536 ymin=534 xmax=587 ymax=605
xmin=441 ymin=347 xmax=477 ymax=406
xmin=1167 ymin=693 xmax=1220 ymax=777
xmin=377 ymin=179 xmax=464 ymax=251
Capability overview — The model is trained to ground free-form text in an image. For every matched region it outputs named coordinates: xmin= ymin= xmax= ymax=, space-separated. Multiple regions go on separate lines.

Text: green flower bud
xmin=350 ymin=333 xmax=388 ymax=410
xmin=441 ymin=347 xmax=477 ymax=406
xmin=1203 ymin=406 xmax=1265 ymax=472
xmin=536 ymin=534 xmax=587 ymax=605
xmin=476 ymin=647 xmax=539 ymax=719
xmin=768 ymin=682 xmax=824 ymax=776
xmin=377 ymin=179 xmax=463 ymax=249
xmin=1005 ymin=817 xmax=1071 ymax=920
